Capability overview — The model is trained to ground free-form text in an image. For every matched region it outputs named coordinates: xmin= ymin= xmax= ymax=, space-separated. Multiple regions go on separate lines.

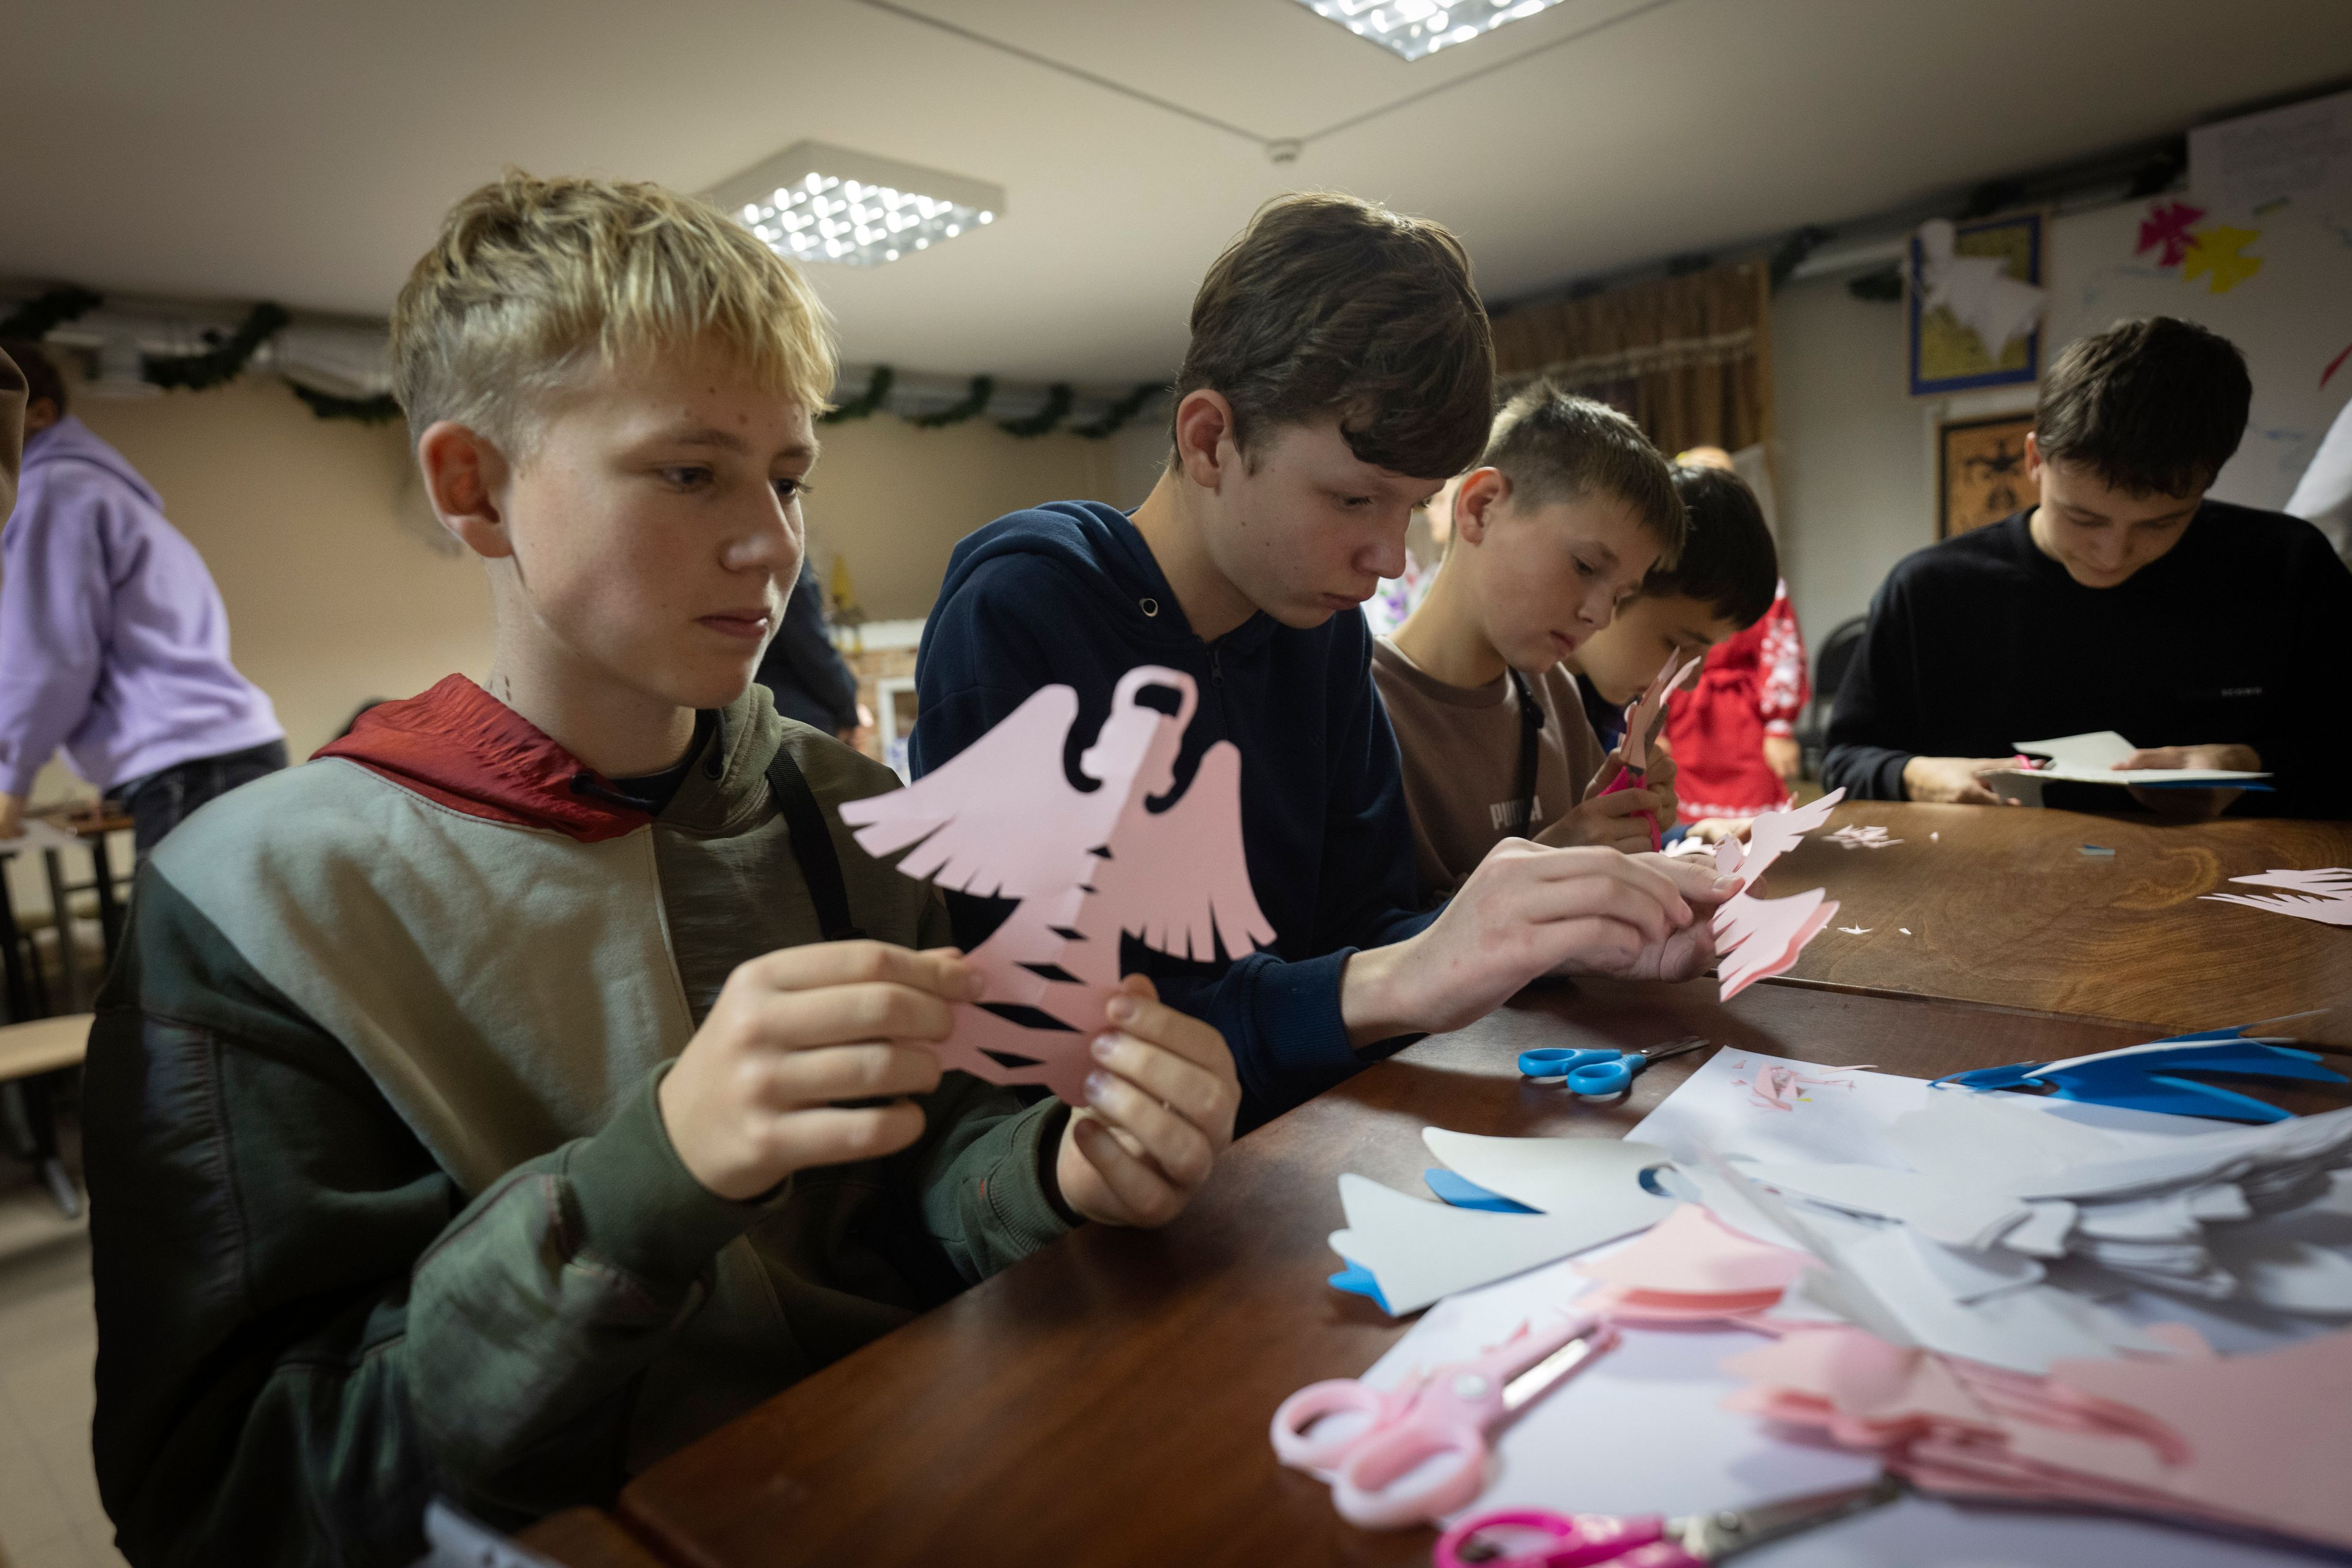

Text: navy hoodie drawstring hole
xmin=1139 ymin=597 xmax=1159 ymax=617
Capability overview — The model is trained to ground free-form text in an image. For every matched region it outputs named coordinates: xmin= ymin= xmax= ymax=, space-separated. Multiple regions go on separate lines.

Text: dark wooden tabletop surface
xmin=571 ymin=978 xmax=2230 ymax=1568
xmin=1754 ymin=801 xmax=2352 ymax=1047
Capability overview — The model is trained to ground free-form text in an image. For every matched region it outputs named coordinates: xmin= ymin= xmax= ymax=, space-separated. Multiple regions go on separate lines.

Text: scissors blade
xmin=1499 ymin=1324 xmax=1613 ymax=1412
xmin=1640 ymin=1036 xmax=1713 ymax=1065
xmin=1671 ymin=1474 xmax=1905 ymax=1560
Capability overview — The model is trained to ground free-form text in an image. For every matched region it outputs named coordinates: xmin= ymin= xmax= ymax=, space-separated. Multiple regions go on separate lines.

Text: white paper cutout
xmin=840 ymin=666 xmax=1273 ymax=1102
xmin=0 ymin=818 xmax=83 ymax=854
xmin=1837 ymin=925 xmax=1872 ymax=935
xmin=2202 ymin=868 xmax=2352 ymax=927
xmin=1915 ymin=217 xmax=2046 ymax=359
xmin=1826 ymin=824 xmax=1902 ymax=850
xmin=1327 ymin=1145 xmax=1678 ymax=1315
xmin=2006 ymin=729 xmax=2271 ymax=787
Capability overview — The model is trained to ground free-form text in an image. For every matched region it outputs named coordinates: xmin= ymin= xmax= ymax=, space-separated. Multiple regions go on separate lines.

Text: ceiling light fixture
xmin=1291 ymin=0 xmax=1568 ymax=61
xmin=705 ymin=141 xmax=1005 ymax=270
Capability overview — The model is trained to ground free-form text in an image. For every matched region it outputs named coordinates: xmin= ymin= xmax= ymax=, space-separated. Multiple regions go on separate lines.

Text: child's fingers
xmin=763 ymin=1041 xmax=943 ymax=1107
xmin=1105 ymin=987 xmax=1237 ymax=1086
xmin=750 ymin=981 xmax=959 ymax=1049
xmin=1069 ymin=1114 xmax=1183 ymax=1227
xmin=747 ymin=940 xmax=983 ymax=1004
xmin=1088 ymin=1032 xmax=1237 ymax=1141
xmin=771 ymin=1102 xmax=929 ymax=1169
xmin=1083 ymin=1070 xmax=1216 ymax=1189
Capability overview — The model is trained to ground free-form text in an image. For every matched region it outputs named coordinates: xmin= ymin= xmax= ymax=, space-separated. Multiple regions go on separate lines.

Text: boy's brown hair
xmin=2035 ymin=316 xmax=2250 ymax=498
xmin=1480 ymin=384 xmax=1685 ymax=564
xmin=1175 ymin=192 xmax=1494 ymax=481
xmin=391 ymin=170 xmax=836 ymax=454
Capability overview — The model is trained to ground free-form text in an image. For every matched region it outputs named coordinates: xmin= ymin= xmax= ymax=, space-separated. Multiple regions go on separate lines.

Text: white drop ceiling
xmin=4 ymin=0 xmax=2346 ymax=382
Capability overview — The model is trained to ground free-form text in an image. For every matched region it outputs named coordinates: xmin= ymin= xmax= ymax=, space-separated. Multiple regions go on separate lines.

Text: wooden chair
xmin=0 ymin=1013 xmax=91 ymax=1218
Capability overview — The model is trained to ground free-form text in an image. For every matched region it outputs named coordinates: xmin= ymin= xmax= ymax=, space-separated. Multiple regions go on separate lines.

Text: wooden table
xmin=527 ymin=979 xmax=2286 ymax=1568
xmin=1755 ymin=800 xmax=2352 ymax=1048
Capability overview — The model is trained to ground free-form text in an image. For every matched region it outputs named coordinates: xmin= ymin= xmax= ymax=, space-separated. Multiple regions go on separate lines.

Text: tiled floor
xmin=0 ymin=1144 xmax=126 ymax=1568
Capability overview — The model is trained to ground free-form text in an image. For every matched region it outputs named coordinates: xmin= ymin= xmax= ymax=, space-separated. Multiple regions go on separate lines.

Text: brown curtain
xmin=1490 ymin=257 xmax=1772 ymax=459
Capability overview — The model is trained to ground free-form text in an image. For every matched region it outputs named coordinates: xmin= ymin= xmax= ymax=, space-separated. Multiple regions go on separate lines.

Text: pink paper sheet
xmin=840 ymin=666 xmax=1273 ymax=1102
xmin=1708 ymin=791 xmax=1845 ymax=1001
xmin=1721 ymin=1319 xmax=2352 ymax=1550
xmin=1578 ymin=1202 xmax=1811 ymax=1325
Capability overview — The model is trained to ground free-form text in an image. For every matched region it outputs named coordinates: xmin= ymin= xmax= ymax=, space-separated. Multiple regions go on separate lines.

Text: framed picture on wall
xmin=1909 ymin=211 xmax=2045 ymax=396
xmin=1937 ymin=413 xmax=2036 ymax=538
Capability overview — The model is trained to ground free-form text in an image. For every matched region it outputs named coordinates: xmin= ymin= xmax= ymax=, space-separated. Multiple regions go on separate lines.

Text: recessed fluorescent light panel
xmin=1294 ymin=0 xmax=1567 ymax=61
xmin=706 ymin=141 xmax=1005 ymax=268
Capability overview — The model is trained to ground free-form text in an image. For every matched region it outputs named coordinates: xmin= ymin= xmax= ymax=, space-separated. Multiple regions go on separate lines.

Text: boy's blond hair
xmin=391 ymin=170 xmax=836 ymax=451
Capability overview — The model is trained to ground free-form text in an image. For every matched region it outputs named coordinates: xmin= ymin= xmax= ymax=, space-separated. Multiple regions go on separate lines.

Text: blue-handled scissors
xmin=1518 ymin=1036 xmax=1713 ymax=1098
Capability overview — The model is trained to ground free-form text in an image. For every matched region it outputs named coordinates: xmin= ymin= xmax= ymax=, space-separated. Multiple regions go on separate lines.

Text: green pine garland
xmin=0 ymin=285 xmax=104 ymax=342
xmin=289 ymin=383 xmax=405 ymax=424
xmin=998 ymin=382 xmax=1072 ymax=439
xmin=910 ymin=374 xmax=995 ymax=429
xmin=1073 ymin=381 xmax=1161 ymax=440
xmin=144 ymin=302 xmax=291 ymax=391
xmin=819 ymin=364 xmax=894 ymax=424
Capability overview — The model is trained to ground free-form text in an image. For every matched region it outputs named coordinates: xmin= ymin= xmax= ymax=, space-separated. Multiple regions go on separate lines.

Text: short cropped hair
xmin=1177 ymin=192 xmax=1493 ymax=481
xmin=1480 ymin=385 xmax=1685 ymax=564
xmin=391 ymin=170 xmax=837 ymax=453
xmin=0 ymin=341 xmax=66 ymax=418
xmin=2035 ymin=316 xmax=2250 ymax=498
xmin=1636 ymin=464 xmax=1777 ymax=628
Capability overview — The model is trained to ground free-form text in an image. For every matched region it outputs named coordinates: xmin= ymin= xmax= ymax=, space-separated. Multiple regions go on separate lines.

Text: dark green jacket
xmin=85 ymin=676 xmax=1073 ymax=1565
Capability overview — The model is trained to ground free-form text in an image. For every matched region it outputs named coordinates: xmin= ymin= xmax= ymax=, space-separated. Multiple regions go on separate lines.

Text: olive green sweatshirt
xmin=84 ymin=676 xmax=1074 ymax=1566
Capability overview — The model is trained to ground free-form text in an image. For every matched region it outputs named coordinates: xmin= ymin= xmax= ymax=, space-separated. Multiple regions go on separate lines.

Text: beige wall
xmin=13 ymin=371 xmax=1161 ymax=804
xmin=799 ymin=410 xmax=1159 ymax=624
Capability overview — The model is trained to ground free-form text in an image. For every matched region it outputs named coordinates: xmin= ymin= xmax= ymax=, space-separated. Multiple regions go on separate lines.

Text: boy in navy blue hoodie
xmin=916 ymin=195 xmax=1735 ymax=1121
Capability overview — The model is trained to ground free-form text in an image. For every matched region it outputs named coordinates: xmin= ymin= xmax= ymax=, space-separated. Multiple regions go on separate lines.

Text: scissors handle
xmin=1434 ymin=1509 xmax=1669 ymax=1568
xmin=1596 ymin=766 xmax=1664 ymax=851
xmin=1518 ymin=1047 xmax=1618 ymax=1079
xmin=1268 ymin=1378 xmax=1400 ymax=1472
xmin=1329 ymin=1415 xmax=1488 ymax=1529
xmin=1566 ymin=1055 xmax=1640 ymax=1098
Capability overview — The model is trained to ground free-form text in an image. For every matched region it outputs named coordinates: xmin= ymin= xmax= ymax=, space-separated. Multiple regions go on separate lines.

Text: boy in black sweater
xmin=1823 ymin=316 xmax=2352 ymax=819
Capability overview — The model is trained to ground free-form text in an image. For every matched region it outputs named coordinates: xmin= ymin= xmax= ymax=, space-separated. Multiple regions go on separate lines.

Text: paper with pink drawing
xmin=2202 ymin=867 xmax=2352 ymax=927
xmin=840 ymin=666 xmax=1273 ymax=1104
xmin=1709 ymin=788 xmax=1843 ymax=1000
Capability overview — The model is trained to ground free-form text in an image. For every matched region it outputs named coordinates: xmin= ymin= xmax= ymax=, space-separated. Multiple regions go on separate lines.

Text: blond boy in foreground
xmin=84 ymin=173 xmax=1235 ymax=1565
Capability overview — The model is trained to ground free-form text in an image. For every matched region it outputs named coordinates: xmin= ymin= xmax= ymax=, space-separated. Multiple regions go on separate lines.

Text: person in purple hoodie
xmin=0 ymin=343 xmax=285 ymax=857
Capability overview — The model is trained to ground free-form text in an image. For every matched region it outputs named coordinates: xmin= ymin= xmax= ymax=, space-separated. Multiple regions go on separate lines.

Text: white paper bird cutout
xmin=840 ymin=666 xmax=1274 ymax=1102
xmin=1915 ymin=218 xmax=2045 ymax=361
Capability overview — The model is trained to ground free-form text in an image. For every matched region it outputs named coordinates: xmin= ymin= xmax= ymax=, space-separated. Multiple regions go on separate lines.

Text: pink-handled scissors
xmin=1269 ymin=1312 xmax=1618 ymax=1529
xmin=1598 ymin=652 xmax=1702 ymax=852
xmin=1433 ymin=1473 xmax=1905 ymax=1567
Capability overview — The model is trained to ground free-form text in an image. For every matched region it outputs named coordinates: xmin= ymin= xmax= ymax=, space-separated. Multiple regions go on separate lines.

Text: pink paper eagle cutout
xmin=839 ymin=666 xmax=1275 ymax=1103
xmin=1711 ymin=788 xmax=1845 ymax=1000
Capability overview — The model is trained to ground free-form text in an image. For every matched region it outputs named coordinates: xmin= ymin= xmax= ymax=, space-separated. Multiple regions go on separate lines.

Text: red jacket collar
xmin=314 ymin=675 xmax=650 ymax=843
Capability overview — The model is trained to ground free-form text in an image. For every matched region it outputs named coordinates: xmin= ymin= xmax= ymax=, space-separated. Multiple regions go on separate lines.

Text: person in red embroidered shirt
xmin=1562 ymin=459 xmax=1784 ymax=835
xmin=1653 ymin=448 xmax=1809 ymax=829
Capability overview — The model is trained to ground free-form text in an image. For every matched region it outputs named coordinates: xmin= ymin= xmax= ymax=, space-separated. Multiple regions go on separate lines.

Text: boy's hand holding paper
xmin=1057 ymin=973 xmax=1240 ymax=1228
xmin=658 ymin=941 xmax=977 ymax=1201
xmin=1344 ymin=844 xmax=1738 ymax=1041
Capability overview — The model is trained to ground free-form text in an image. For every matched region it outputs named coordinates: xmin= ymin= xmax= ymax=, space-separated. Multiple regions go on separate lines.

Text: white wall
xmin=1771 ymin=192 xmax=2352 ymax=644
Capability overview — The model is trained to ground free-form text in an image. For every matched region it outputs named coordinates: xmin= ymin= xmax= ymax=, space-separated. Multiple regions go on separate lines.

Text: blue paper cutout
xmin=1423 ymin=1168 xmax=1540 ymax=1213
xmin=1327 ymin=1258 xmax=1394 ymax=1312
xmin=1937 ymin=1027 xmax=2346 ymax=1123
